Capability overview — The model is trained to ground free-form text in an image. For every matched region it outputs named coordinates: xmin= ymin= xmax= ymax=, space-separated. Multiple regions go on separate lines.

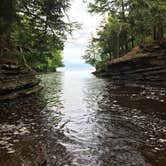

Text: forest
xmin=0 ymin=0 xmax=72 ymax=72
xmin=83 ymin=0 xmax=166 ymax=70
xmin=1 ymin=0 xmax=165 ymax=72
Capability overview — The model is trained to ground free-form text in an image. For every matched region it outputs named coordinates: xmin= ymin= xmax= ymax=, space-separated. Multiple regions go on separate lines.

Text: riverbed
xmin=0 ymin=69 xmax=166 ymax=166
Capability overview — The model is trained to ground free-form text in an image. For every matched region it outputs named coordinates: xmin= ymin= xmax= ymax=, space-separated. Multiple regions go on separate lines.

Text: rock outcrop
xmin=0 ymin=59 xmax=42 ymax=100
xmin=94 ymin=39 xmax=166 ymax=86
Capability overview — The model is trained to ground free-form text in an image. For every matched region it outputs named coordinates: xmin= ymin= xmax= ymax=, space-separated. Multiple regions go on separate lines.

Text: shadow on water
xmin=0 ymin=72 xmax=72 ymax=166
xmin=0 ymin=70 xmax=166 ymax=166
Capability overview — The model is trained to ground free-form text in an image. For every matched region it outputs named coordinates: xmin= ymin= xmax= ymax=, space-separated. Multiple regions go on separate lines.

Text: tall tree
xmin=85 ymin=0 xmax=166 ymax=69
xmin=0 ymin=0 xmax=72 ymax=71
xmin=0 ymin=0 xmax=16 ymax=39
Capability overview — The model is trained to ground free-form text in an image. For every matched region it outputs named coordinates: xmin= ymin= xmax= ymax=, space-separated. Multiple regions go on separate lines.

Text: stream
xmin=0 ymin=69 xmax=166 ymax=166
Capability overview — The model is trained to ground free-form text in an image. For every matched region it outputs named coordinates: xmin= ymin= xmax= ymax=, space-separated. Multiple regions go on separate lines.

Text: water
xmin=0 ymin=69 xmax=166 ymax=166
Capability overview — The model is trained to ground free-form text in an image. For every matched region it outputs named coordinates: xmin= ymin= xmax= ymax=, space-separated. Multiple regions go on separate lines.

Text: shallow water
xmin=0 ymin=69 xmax=166 ymax=166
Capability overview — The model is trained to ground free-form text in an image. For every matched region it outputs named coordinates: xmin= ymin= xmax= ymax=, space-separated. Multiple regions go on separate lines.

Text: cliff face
xmin=94 ymin=39 xmax=166 ymax=86
xmin=0 ymin=59 xmax=42 ymax=100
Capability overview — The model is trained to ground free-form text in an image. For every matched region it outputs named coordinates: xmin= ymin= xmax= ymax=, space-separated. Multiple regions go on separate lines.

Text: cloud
xmin=63 ymin=0 xmax=102 ymax=66
xmin=63 ymin=47 xmax=86 ymax=64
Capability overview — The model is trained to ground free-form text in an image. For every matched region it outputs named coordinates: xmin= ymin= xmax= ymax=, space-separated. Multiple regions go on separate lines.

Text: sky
xmin=63 ymin=0 xmax=102 ymax=68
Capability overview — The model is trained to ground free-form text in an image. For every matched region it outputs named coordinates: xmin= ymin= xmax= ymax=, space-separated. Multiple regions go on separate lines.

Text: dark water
xmin=0 ymin=69 xmax=166 ymax=166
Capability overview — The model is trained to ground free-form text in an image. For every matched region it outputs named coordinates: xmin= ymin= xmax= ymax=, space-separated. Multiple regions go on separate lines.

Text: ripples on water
xmin=0 ymin=68 xmax=166 ymax=166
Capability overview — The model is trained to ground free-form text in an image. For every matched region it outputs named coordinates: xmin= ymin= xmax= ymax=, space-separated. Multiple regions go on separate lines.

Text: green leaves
xmin=0 ymin=0 xmax=72 ymax=72
xmin=85 ymin=0 xmax=166 ymax=69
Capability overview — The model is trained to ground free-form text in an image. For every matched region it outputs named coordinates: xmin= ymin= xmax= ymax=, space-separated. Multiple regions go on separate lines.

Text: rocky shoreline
xmin=0 ymin=59 xmax=42 ymax=101
xmin=94 ymin=39 xmax=166 ymax=87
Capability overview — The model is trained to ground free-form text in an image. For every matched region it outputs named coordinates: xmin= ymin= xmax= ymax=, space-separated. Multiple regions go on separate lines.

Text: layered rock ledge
xmin=94 ymin=39 xmax=166 ymax=86
xmin=0 ymin=59 xmax=42 ymax=100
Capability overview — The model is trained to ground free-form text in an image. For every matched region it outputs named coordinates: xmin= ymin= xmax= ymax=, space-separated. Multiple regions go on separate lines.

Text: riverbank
xmin=94 ymin=39 xmax=166 ymax=87
xmin=0 ymin=59 xmax=42 ymax=101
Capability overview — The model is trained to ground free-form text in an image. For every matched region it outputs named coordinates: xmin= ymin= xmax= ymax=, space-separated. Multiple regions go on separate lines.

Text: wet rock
xmin=32 ymin=143 xmax=47 ymax=166
xmin=0 ymin=58 xmax=42 ymax=100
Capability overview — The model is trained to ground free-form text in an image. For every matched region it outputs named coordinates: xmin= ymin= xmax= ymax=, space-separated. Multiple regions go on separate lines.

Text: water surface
xmin=0 ymin=69 xmax=166 ymax=166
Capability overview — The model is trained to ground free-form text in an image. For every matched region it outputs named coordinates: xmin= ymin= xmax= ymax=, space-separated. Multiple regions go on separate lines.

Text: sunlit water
xmin=0 ymin=69 xmax=166 ymax=166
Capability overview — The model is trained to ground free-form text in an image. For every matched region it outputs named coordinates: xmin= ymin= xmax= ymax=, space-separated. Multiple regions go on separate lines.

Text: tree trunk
xmin=125 ymin=44 xmax=128 ymax=52
xmin=131 ymin=35 xmax=134 ymax=48
xmin=156 ymin=23 xmax=163 ymax=40
xmin=116 ymin=25 xmax=122 ymax=57
xmin=153 ymin=25 xmax=157 ymax=40
xmin=159 ymin=23 xmax=164 ymax=39
xmin=157 ymin=24 xmax=160 ymax=40
xmin=116 ymin=34 xmax=120 ymax=57
xmin=121 ymin=0 xmax=125 ymax=21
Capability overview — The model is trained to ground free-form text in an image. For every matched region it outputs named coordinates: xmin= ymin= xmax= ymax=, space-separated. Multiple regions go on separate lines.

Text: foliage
xmin=0 ymin=0 xmax=72 ymax=71
xmin=84 ymin=0 xmax=166 ymax=68
xmin=83 ymin=39 xmax=99 ymax=66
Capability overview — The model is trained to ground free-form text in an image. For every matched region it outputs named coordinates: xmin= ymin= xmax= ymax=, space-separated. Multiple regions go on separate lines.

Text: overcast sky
xmin=63 ymin=0 xmax=102 ymax=67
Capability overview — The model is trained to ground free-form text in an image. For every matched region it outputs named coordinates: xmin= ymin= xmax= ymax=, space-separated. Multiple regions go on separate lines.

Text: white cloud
xmin=63 ymin=0 xmax=102 ymax=67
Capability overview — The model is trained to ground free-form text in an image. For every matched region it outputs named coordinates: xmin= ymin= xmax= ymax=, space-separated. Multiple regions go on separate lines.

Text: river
xmin=0 ymin=69 xmax=166 ymax=166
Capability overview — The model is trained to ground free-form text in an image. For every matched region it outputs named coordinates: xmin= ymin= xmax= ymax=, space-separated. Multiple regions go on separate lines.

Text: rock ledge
xmin=0 ymin=59 xmax=42 ymax=100
xmin=94 ymin=39 xmax=166 ymax=86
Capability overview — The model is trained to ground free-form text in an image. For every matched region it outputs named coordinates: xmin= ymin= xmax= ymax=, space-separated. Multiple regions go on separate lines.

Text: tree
xmin=0 ymin=0 xmax=73 ymax=71
xmin=85 ymin=0 xmax=166 ymax=70
xmin=83 ymin=39 xmax=98 ymax=66
xmin=0 ymin=0 xmax=16 ymax=39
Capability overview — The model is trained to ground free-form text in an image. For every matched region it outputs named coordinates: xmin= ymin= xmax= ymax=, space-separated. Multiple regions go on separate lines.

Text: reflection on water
xmin=0 ymin=69 xmax=166 ymax=166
